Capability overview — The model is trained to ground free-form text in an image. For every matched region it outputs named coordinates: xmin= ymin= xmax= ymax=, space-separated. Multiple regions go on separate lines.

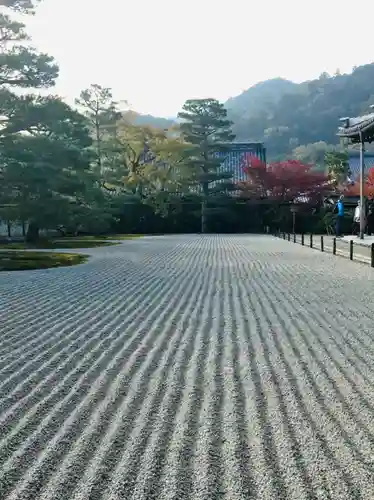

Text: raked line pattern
xmin=1 ymin=235 xmax=374 ymax=500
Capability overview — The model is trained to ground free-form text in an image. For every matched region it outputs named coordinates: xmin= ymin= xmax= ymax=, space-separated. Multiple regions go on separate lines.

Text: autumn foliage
xmin=344 ymin=167 xmax=374 ymax=198
xmin=238 ymin=155 xmax=329 ymax=202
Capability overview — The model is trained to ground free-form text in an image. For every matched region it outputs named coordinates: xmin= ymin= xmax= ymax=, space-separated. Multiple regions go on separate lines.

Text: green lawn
xmin=0 ymin=251 xmax=88 ymax=271
xmin=0 ymin=240 xmax=118 ymax=250
xmin=56 ymin=234 xmax=145 ymax=241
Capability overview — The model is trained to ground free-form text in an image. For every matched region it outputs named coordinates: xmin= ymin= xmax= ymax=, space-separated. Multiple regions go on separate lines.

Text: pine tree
xmin=0 ymin=0 xmax=58 ymax=90
xmin=75 ymin=84 xmax=123 ymax=178
xmin=178 ymin=98 xmax=235 ymax=233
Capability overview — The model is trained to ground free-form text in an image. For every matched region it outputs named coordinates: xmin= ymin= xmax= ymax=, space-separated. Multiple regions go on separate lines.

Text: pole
xmin=359 ymin=132 xmax=365 ymax=239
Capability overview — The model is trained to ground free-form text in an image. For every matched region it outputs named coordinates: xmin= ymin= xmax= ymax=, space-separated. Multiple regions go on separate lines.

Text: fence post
xmin=310 ymin=234 xmax=313 ymax=248
xmin=293 ymin=233 xmax=296 ymax=243
xmin=371 ymin=243 xmax=374 ymax=268
xmin=301 ymin=233 xmax=304 ymax=246
xmin=333 ymin=237 xmax=336 ymax=255
xmin=283 ymin=232 xmax=286 ymax=239
xmin=320 ymin=235 xmax=324 ymax=252
xmin=288 ymin=233 xmax=290 ymax=241
xmin=349 ymin=240 xmax=353 ymax=260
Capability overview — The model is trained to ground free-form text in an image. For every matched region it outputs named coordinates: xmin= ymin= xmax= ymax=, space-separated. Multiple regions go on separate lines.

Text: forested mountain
xmin=225 ymin=78 xmax=297 ymax=120
xmin=225 ymin=63 xmax=374 ymax=160
xmin=135 ymin=64 xmax=374 ymax=162
xmin=123 ymin=111 xmax=174 ymax=129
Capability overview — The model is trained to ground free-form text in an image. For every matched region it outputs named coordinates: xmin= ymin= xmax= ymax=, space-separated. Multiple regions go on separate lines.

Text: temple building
xmin=349 ymin=152 xmax=374 ymax=181
xmin=215 ymin=142 xmax=266 ymax=183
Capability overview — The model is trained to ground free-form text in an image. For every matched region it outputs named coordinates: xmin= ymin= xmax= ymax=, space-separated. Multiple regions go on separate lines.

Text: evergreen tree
xmin=1 ymin=97 xmax=94 ymax=241
xmin=178 ymin=98 xmax=235 ymax=232
xmin=75 ymin=84 xmax=123 ymax=179
xmin=0 ymin=1 xmax=105 ymax=240
xmin=0 ymin=0 xmax=58 ymax=91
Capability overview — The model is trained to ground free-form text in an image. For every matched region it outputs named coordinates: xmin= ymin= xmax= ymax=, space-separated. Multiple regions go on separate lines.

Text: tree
xmin=107 ymin=123 xmax=191 ymax=214
xmin=177 ymin=98 xmax=235 ymax=232
xmin=139 ymin=129 xmax=192 ymax=215
xmin=75 ymin=84 xmax=123 ymax=179
xmin=324 ymin=151 xmax=350 ymax=188
xmin=238 ymin=156 xmax=330 ymax=232
xmin=0 ymin=0 xmax=59 ymax=139
xmin=238 ymin=155 xmax=329 ymax=203
xmin=292 ymin=142 xmax=335 ymax=169
xmin=0 ymin=1 xmax=58 ymax=88
xmin=345 ymin=167 xmax=374 ymax=198
xmin=226 ymin=63 xmax=374 ymax=158
xmin=0 ymin=97 xmax=94 ymax=241
xmin=0 ymin=0 xmax=64 ymax=237
xmin=1 ymin=0 xmax=39 ymax=13
xmin=114 ymin=123 xmax=154 ymax=195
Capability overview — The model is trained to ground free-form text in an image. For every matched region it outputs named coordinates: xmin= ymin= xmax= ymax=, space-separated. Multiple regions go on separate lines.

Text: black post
xmin=288 ymin=233 xmax=290 ymax=241
xmin=371 ymin=243 xmax=374 ymax=268
xmin=349 ymin=240 xmax=353 ymax=260
xmin=283 ymin=232 xmax=285 ymax=239
xmin=333 ymin=237 xmax=336 ymax=255
xmin=301 ymin=233 xmax=304 ymax=246
xmin=293 ymin=233 xmax=296 ymax=243
xmin=320 ymin=235 xmax=324 ymax=252
xmin=310 ymin=234 xmax=313 ymax=248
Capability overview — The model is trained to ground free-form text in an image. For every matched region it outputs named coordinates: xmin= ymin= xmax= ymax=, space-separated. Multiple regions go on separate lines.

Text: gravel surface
xmin=1 ymin=234 xmax=374 ymax=500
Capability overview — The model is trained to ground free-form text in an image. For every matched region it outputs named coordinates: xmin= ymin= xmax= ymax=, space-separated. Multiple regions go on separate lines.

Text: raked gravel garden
xmin=1 ymin=234 xmax=374 ymax=499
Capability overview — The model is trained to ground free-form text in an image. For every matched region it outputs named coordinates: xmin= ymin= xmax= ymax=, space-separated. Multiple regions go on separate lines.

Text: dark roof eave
xmin=337 ymin=115 xmax=374 ymax=142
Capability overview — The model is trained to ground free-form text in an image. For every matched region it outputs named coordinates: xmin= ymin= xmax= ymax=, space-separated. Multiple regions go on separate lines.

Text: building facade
xmin=349 ymin=152 xmax=374 ymax=180
xmin=215 ymin=142 xmax=266 ymax=183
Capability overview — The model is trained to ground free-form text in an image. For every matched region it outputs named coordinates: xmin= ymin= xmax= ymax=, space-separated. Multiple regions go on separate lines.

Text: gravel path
xmin=280 ymin=234 xmax=373 ymax=264
xmin=1 ymin=234 xmax=374 ymax=500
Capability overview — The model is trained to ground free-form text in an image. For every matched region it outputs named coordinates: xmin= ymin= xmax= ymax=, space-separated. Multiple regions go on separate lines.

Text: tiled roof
xmin=337 ymin=113 xmax=374 ymax=143
xmin=214 ymin=143 xmax=266 ymax=184
xmin=215 ymin=151 xmax=256 ymax=183
xmin=145 ymin=142 xmax=266 ymax=195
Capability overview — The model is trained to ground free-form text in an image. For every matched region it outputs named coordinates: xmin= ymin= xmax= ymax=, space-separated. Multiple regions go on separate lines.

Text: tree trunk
xmin=56 ymin=226 xmax=66 ymax=237
xmin=201 ymin=182 xmax=209 ymax=233
xmin=201 ymin=200 xmax=207 ymax=233
xmin=26 ymin=222 xmax=40 ymax=243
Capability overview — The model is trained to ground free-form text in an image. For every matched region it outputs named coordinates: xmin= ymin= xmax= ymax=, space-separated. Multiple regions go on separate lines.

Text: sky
xmin=26 ymin=0 xmax=374 ymax=118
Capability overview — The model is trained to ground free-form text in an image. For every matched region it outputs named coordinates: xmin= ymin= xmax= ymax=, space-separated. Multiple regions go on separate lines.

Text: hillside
xmin=225 ymin=78 xmax=297 ymax=120
xmin=225 ymin=63 xmax=374 ymax=159
xmin=123 ymin=110 xmax=174 ymax=129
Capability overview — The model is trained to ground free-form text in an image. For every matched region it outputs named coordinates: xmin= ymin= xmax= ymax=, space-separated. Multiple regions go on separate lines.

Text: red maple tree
xmin=238 ymin=154 xmax=329 ymax=203
xmin=344 ymin=167 xmax=374 ymax=198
